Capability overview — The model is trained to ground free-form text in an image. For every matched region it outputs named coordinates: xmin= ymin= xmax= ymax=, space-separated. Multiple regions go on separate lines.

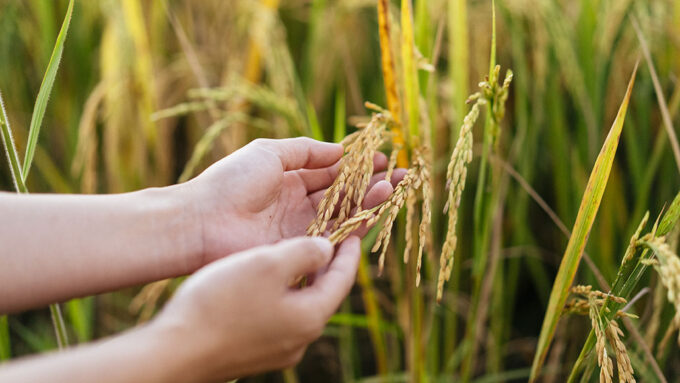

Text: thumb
xmin=253 ymin=137 xmax=343 ymax=171
xmin=272 ymin=237 xmax=334 ymax=279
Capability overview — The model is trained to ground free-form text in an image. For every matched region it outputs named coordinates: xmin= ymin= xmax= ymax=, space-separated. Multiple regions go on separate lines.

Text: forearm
xmin=0 ymin=320 xmax=202 ymax=383
xmin=0 ymin=186 xmax=202 ymax=313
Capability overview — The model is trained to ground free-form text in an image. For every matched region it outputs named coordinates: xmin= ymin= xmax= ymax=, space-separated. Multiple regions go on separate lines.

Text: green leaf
xmin=529 ymin=63 xmax=638 ymax=382
xmin=658 ymin=191 xmax=680 ymax=236
xmin=0 ymin=315 xmax=10 ymax=360
xmin=305 ymin=100 xmax=324 ymax=141
xmin=21 ymin=0 xmax=74 ymax=182
xmin=0 ymin=91 xmax=27 ymax=193
xmin=401 ymin=0 xmax=420 ymax=145
xmin=333 ymin=87 xmax=346 ymax=143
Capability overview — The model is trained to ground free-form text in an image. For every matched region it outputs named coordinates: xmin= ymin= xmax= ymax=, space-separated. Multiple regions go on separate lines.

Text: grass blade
xmin=0 ymin=315 xmax=9 ymax=361
xmin=21 ymin=0 xmax=74 ymax=181
xmin=333 ymin=87 xmax=346 ymax=143
xmin=529 ymin=63 xmax=638 ymax=382
xmin=401 ymin=0 xmax=420 ymax=145
xmin=658 ymin=191 xmax=680 ymax=236
xmin=377 ymin=0 xmax=408 ymax=166
xmin=0 ymin=91 xmax=27 ymax=193
xmin=631 ymin=17 xmax=680 ymax=174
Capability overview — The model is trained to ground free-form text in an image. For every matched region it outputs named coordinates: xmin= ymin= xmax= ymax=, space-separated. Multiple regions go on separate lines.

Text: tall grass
xmin=1 ymin=1 xmax=680 ymax=382
xmin=0 ymin=0 xmax=75 ymax=351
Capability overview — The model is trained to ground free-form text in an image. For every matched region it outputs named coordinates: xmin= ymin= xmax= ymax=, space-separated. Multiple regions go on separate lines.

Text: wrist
xmin=134 ymin=185 xmax=204 ymax=277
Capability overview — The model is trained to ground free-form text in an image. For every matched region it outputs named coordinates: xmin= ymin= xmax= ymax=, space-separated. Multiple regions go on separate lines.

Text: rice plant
xmin=1 ymin=0 xmax=680 ymax=382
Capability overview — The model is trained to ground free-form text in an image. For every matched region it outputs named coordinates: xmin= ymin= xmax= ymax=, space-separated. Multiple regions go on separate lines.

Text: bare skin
xmin=0 ymin=137 xmax=404 ymax=382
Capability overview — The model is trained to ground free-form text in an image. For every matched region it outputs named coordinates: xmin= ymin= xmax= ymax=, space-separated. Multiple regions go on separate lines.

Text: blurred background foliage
xmin=0 ymin=0 xmax=679 ymax=381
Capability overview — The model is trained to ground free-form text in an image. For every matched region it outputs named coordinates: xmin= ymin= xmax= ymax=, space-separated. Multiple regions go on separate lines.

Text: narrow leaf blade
xmin=22 ymin=0 xmax=75 ymax=181
xmin=401 ymin=0 xmax=420 ymax=144
xmin=658 ymin=191 xmax=680 ymax=236
xmin=377 ymin=0 xmax=408 ymax=166
xmin=529 ymin=64 xmax=638 ymax=381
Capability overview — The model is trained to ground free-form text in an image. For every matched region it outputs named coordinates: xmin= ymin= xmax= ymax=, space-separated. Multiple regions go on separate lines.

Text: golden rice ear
xmin=404 ymin=187 xmax=417 ymax=265
xmin=640 ymin=236 xmax=680 ymax=331
xmin=606 ymin=320 xmax=635 ymax=383
xmin=436 ymin=100 xmax=481 ymax=302
xmin=306 ymin=113 xmax=390 ymax=237
xmin=385 ymin=143 xmax=402 ymax=182
xmin=415 ymin=147 xmax=432 ymax=287
xmin=563 ymin=287 xmax=634 ymax=382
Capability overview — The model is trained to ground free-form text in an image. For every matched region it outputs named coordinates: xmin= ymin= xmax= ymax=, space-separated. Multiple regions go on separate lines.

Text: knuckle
xmin=251 ymin=138 xmax=272 ymax=147
xmin=292 ymin=136 xmax=313 ymax=145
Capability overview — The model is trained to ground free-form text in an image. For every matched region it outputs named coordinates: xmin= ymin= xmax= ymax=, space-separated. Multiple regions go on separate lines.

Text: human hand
xmin=153 ymin=235 xmax=360 ymax=382
xmin=180 ymin=137 xmax=404 ymax=268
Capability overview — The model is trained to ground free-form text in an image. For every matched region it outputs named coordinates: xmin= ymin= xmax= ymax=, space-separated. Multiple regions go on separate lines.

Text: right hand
xmin=153 ymin=235 xmax=361 ymax=382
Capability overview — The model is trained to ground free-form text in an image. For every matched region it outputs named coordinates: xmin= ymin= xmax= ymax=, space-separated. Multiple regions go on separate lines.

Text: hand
xmin=154 ymin=236 xmax=361 ymax=382
xmin=181 ymin=137 xmax=404 ymax=267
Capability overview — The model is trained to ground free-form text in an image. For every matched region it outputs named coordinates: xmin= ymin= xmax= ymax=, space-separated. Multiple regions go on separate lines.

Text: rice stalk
xmin=401 ymin=0 xmax=420 ymax=146
xmin=377 ymin=0 xmax=407 ymax=167
xmin=631 ymin=17 xmax=680 ymax=174
xmin=530 ymin=63 xmax=637 ymax=382
xmin=565 ymin=195 xmax=679 ymax=382
xmin=639 ymin=236 xmax=680 ymax=343
xmin=448 ymin=0 xmax=469 ymax=134
xmin=415 ymin=146 xmax=432 ymax=287
xmin=565 ymin=286 xmax=635 ymax=382
xmin=436 ymin=98 xmax=482 ymax=302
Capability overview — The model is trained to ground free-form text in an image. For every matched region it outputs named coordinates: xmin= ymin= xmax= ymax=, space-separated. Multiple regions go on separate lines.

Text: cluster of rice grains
xmin=565 ymin=286 xmax=635 ymax=383
xmin=437 ymin=65 xmax=513 ymax=302
xmin=640 ymin=235 xmax=680 ymax=341
xmin=309 ymin=67 xmax=513 ymax=303
xmin=309 ymin=103 xmax=433 ymax=285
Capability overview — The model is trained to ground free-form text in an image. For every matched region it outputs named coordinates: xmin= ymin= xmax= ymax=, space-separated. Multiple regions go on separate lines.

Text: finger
xmin=296 ymin=236 xmax=361 ymax=318
xmin=254 ymin=137 xmax=343 ymax=171
xmin=270 ymin=237 xmax=333 ymax=278
xmin=362 ymin=180 xmax=393 ymax=209
xmin=296 ymin=152 xmax=389 ymax=193
xmin=308 ymin=167 xmax=406 ymax=209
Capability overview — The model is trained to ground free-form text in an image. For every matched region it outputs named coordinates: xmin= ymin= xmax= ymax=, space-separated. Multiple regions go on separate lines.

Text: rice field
xmin=1 ymin=0 xmax=680 ymax=381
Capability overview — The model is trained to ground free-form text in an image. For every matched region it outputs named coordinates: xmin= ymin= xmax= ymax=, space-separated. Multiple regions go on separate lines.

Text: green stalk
xmin=401 ymin=0 xmax=421 ymax=146
xmin=566 ymin=247 xmax=652 ymax=382
xmin=444 ymin=0 xmax=469 ymax=361
xmin=0 ymin=91 xmax=69 ymax=349
xmin=0 ymin=315 xmax=9 ymax=361
xmin=358 ymin=245 xmax=389 ymax=376
xmin=333 ymin=87 xmax=346 ymax=144
xmin=461 ymin=3 xmax=498 ymax=380
xmin=530 ymin=64 xmax=637 ymax=382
